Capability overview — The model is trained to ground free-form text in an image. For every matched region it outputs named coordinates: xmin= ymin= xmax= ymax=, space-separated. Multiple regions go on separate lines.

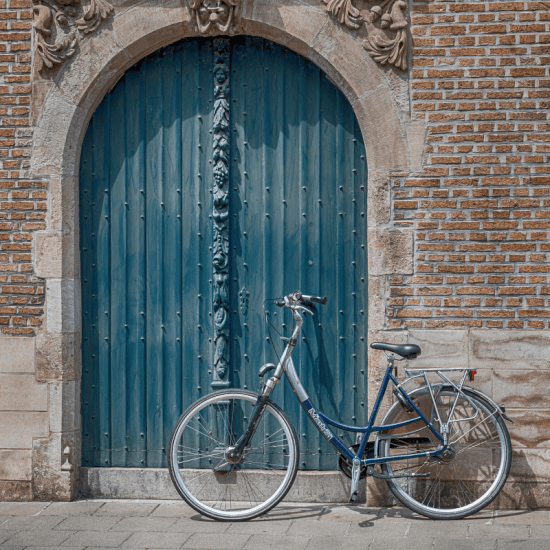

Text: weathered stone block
xmin=495 ymin=481 xmax=550 ymax=510
xmin=405 ymin=120 xmax=428 ymax=174
xmin=0 ymin=375 xmax=47 ymax=412
xmin=32 ymin=432 xmax=75 ymax=502
xmin=31 ymin=88 xmax=81 ymax=177
xmin=45 ymin=279 xmax=80 ymax=334
xmin=367 ymin=173 xmax=391 ymax=229
xmin=245 ymin=0 xmax=328 ymax=63
xmin=34 ymin=231 xmax=62 ymax=279
xmin=48 ymin=175 xmax=78 ymax=234
xmin=0 ymin=337 xmax=35 ymax=374
xmin=470 ymin=330 xmax=550 ymax=371
xmin=0 ymin=412 xmax=48 ymax=449
xmin=493 ymin=370 xmax=550 ymax=409
xmin=112 ymin=1 xmax=191 ymax=62
xmin=408 ymin=330 xmax=469 ymax=370
xmin=368 ymin=228 xmax=414 ymax=276
xmin=49 ymin=381 xmax=79 ymax=434
xmin=36 ymin=331 xmax=80 ymax=381
xmin=0 ymin=451 xmax=32 ymax=481
xmin=353 ymin=88 xmax=408 ymax=173
xmin=507 ymin=410 xmax=550 ymax=449
xmin=510 ymin=449 xmax=550 ymax=483
xmin=0 ymin=481 xmax=32 ymax=502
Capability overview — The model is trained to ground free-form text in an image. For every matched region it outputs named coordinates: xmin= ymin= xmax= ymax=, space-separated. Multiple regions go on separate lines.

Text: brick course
xmin=0 ymin=0 xmax=44 ymax=335
xmin=389 ymin=0 xmax=550 ymax=330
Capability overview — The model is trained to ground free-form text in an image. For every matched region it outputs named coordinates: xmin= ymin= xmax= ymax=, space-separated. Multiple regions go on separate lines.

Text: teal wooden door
xmin=80 ymin=37 xmax=368 ymax=470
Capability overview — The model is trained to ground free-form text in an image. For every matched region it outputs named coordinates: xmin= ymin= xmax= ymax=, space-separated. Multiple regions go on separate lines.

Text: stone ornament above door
xmin=32 ymin=0 xmax=409 ymax=74
xmin=323 ymin=0 xmax=409 ymax=70
xmin=33 ymin=0 xmax=114 ymax=72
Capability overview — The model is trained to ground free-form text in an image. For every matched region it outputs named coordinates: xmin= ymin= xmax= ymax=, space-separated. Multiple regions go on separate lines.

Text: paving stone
xmin=347 ymin=520 xmax=409 ymax=537
xmin=111 ymin=516 xmax=179 ymax=532
xmin=468 ymin=524 xmax=529 ymax=539
xmin=262 ymin=505 xmax=324 ymax=521
xmin=319 ymin=505 xmax=378 ymax=523
xmin=183 ymin=533 xmax=250 ymax=549
xmin=376 ymin=507 xmax=427 ymax=521
xmin=368 ymin=537 xmax=434 ymax=550
xmin=41 ymin=501 xmax=104 ymax=516
xmin=0 ymin=515 xmax=66 ymax=531
xmin=21 ymin=547 xmax=84 ymax=550
xmin=408 ymin=521 xmax=468 ymax=539
xmin=54 ymin=515 xmax=123 ymax=531
xmin=432 ymin=540 xmax=496 ymax=550
xmin=499 ymin=542 xmax=550 ymax=550
xmin=121 ymin=531 xmax=192 ymax=548
xmin=169 ymin=518 xmax=232 ymax=534
xmin=0 ymin=502 xmax=49 ymax=516
xmin=243 ymin=534 xmax=310 ymax=550
xmin=0 ymin=546 xmax=24 ymax=550
xmin=528 ymin=524 xmax=550 ymax=539
xmin=60 ymin=530 xmax=131 ymax=547
xmin=227 ymin=519 xmax=293 ymax=535
xmin=0 ymin=533 xmax=18 ymax=544
xmin=305 ymin=535 xmax=372 ymax=550
xmin=496 ymin=511 xmax=550 ymax=524
xmin=93 ymin=501 xmax=159 ymax=517
xmin=151 ymin=503 xmax=196 ymax=518
xmin=286 ymin=519 xmax=351 ymax=536
xmin=3 ymin=530 xmax=74 ymax=547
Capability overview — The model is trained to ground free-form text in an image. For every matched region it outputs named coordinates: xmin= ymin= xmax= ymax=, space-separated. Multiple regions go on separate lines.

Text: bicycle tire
xmin=168 ymin=389 xmax=299 ymax=521
xmin=376 ymin=387 xmax=511 ymax=520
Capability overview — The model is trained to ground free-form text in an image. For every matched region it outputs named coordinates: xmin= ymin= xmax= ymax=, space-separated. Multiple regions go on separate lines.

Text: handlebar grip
xmin=274 ymin=301 xmax=285 ymax=307
xmin=309 ymin=295 xmax=328 ymax=305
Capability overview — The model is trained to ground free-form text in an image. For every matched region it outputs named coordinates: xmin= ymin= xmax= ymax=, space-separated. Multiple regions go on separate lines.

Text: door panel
xmin=80 ymin=37 xmax=367 ymax=469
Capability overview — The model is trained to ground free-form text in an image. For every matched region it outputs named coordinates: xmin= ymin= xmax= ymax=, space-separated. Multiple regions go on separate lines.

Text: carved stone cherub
xmin=188 ymin=0 xmax=241 ymax=34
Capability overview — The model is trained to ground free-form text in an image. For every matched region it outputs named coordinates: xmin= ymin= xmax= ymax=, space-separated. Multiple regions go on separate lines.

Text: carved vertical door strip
xmin=212 ymin=38 xmax=231 ymax=387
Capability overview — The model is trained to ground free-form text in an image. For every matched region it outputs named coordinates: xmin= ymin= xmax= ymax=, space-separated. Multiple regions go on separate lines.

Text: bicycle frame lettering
xmin=287 ymin=357 xmax=447 ymax=466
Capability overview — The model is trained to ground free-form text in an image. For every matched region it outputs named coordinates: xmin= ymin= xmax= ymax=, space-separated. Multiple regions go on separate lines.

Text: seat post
xmin=387 ymin=354 xmax=397 ymax=378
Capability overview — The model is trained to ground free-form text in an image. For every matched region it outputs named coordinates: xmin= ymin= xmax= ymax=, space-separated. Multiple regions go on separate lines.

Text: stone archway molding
xmin=30 ymin=0 xmax=424 ymax=500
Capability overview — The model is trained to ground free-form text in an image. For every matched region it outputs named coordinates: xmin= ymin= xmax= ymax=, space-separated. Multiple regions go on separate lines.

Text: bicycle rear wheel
xmin=168 ymin=389 xmax=299 ymax=521
xmin=377 ymin=387 xmax=511 ymax=520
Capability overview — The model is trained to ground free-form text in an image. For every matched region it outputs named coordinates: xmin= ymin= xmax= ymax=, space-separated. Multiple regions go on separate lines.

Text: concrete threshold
xmin=79 ymin=467 xmax=363 ymax=503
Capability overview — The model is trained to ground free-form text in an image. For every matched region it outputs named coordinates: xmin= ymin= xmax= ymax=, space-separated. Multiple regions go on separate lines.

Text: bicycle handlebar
xmin=274 ymin=291 xmax=328 ymax=308
xmin=302 ymin=294 xmax=328 ymax=305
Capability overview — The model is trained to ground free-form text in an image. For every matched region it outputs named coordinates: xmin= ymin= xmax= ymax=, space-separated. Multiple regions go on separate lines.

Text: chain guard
xmin=338 ymin=442 xmax=373 ymax=480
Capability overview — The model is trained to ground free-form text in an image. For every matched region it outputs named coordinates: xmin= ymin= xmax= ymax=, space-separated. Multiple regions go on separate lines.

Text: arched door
xmin=80 ymin=36 xmax=368 ymax=470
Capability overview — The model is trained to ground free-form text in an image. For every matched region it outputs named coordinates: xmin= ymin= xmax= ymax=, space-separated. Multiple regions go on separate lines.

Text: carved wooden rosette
xmin=33 ymin=0 xmax=114 ymax=72
xmin=212 ymin=38 xmax=231 ymax=386
xmin=324 ymin=0 xmax=409 ymax=70
xmin=188 ymin=0 xmax=242 ymax=35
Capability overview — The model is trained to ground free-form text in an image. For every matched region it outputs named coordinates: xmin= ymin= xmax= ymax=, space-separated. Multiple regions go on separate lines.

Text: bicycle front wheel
xmin=168 ymin=389 xmax=299 ymax=521
xmin=377 ymin=388 xmax=511 ymax=520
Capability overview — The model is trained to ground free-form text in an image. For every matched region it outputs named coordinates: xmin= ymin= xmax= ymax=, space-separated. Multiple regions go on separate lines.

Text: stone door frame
xmin=29 ymin=0 xmax=423 ymax=499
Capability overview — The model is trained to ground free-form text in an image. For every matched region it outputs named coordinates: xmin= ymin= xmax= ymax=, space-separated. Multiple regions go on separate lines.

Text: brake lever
xmin=294 ymin=305 xmax=314 ymax=316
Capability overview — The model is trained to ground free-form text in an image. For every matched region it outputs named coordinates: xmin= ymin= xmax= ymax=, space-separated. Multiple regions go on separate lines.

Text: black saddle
xmin=370 ymin=342 xmax=421 ymax=359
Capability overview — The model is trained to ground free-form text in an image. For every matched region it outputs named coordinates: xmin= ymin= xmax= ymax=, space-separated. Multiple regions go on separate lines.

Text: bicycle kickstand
xmin=349 ymin=459 xmax=361 ymax=502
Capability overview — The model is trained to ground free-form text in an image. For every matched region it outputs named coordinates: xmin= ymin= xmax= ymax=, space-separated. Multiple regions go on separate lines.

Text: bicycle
xmin=168 ymin=290 xmax=512 ymax=521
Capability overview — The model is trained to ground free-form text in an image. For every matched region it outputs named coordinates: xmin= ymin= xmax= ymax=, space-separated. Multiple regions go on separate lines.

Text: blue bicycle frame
xmin=282 ymin=355 xmax=447 ymax=467
xmin=259 ymin=295 xmax=448 ymax=470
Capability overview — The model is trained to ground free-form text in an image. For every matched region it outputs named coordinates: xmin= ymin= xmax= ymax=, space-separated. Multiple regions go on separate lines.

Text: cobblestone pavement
xmin=0 ymin=500 xmax=548 ymax=550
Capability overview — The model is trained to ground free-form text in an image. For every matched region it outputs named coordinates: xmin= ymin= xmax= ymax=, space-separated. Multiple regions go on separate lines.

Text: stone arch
xmin=30 ymin=0 xmax=419 ymax=499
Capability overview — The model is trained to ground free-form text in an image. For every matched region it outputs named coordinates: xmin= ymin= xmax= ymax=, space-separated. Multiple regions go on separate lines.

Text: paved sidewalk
xmin=0 ymin=500 xmax=548 ymax=550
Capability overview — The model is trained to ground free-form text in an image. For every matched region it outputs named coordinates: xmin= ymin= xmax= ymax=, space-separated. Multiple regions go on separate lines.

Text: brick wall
xmin=388 ymin=0 xmax=550 ymax=330
xmin=0 ymin=0 xmax=44 ymax=335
